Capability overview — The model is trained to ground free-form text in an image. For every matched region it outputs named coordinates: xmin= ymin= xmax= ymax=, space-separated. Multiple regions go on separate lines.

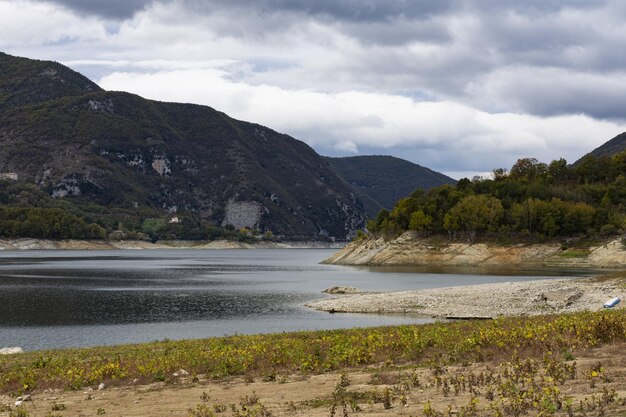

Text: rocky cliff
xmin=0 ymin=52 xmax=365 ymax=240
xmin=324 ymin=232 xmax=626 ymax=268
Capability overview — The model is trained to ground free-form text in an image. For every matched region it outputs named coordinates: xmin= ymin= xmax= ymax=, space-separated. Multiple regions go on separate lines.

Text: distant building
xmin=0 ymin=173 xmax=18 ymax=181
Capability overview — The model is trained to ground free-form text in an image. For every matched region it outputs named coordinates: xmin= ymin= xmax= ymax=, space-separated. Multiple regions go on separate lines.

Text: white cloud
xmin=99 ymin=68 xmax=626 ymax=171
xmin=4 ymin=0 xmax=626 ymax=175
xmin=0 ymin=1 xmax=106 ymax=47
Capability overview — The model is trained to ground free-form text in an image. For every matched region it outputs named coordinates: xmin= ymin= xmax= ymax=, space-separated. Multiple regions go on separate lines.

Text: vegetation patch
xmin=559 ymin=250 xmax=590 ymax=258
xmin=365 ymin=155 xmax=626 ymax=244
xmin=0 ymin=310 xmax=624 ymax=396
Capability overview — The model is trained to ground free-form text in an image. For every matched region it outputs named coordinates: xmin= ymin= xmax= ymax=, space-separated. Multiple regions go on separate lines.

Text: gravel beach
xmin=306 ymin=277 xmax=625 ymax=318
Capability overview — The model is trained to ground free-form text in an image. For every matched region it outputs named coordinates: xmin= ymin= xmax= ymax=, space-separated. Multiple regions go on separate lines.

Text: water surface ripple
xmin=0 ymin=249 xmax=592 ymax=351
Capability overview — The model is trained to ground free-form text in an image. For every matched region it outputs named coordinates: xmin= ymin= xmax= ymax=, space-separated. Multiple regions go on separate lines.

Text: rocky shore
xmin=306 ymin=277 xmax=625 ymax=318
xmin=324 ymin=232 xmax=626 ymax=268
xmin=0 ymin=238 xmax=344 ymax=251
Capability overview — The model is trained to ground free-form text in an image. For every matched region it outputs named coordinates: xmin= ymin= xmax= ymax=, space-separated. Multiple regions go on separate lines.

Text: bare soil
xmin=1 ymin=343 xmax=625 ymax=417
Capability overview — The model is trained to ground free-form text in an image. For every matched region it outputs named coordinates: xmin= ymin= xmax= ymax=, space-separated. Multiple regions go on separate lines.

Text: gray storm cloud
xmin=47 ymin=0 xmax=153 ymax=18
xmin=6 ymin=0 xmax=626 ymax=175
xmin=48 ymin=0 xmax=454 ymax=21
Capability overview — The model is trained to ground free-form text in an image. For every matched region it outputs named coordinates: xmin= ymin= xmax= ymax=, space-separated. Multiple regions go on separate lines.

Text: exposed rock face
xmin=0 ymin=52 xmax=366 ymax=240
xmin=325 ymin=233 xmax=626 ymax=268
xmin=223 ymin=201 xmax=262 ymax=230
xmin=322 ymin=286 xmax=365 ymax=295
xmin=151 ymin=158 xmax=171 ymax=176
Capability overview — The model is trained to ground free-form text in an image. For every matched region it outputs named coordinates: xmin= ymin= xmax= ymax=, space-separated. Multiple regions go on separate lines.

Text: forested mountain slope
xmin=0 ymin=52 xmax=365 ymax=240
xmin=325 ymin=155 xmax=456 ymax=217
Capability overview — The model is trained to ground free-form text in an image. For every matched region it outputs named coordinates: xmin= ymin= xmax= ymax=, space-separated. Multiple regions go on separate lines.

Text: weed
xmin=562 ymin=349 xmax=575 ymax=361
xmin=0 ymin=310 xmax=624 ymax=394
xmin=382 ymin=387 xmax=392 ymax=409
xmin=9 ymin=407 xmax=30 ymax=417
xmin=51 ymin=402 xmax=66 ymax=411
xmin=188 ymin=404 xmax=215 ymax=417
xmin=239 ymin=392 xmax=260 ymax=407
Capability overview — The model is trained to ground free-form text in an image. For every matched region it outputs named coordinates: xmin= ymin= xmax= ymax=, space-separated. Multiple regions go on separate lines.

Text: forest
xmin=366 ymin=152 xmax=626 ymax=242
xmin=0 ymin=181 xmax=258 ymax=242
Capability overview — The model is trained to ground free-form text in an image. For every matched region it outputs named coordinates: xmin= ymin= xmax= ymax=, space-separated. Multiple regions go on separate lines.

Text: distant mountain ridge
xmin=0 ymin=52 xmax=456 ymax=240
xmin=0 ymin=52 xmax=364 ymax=240
xmin=324 ymin=155 xmax=456 ymax=217
xmin=576 ymin=132 xmax=626 ymax=163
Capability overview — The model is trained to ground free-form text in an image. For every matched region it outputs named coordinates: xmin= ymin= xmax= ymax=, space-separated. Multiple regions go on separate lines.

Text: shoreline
xmin=306 ymin=275 xmax=626 ymax=318
xmin=0 ymin=238 xmax=345 ymax=251
xmin=324 ymin=233 xmax=626 ymax=268
xmin=0 ymin=310 xmax=624 ymax=416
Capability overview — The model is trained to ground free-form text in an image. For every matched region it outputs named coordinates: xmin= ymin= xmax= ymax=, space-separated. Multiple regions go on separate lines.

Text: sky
xmin=2 ymin=0 xmax=626 ymax=179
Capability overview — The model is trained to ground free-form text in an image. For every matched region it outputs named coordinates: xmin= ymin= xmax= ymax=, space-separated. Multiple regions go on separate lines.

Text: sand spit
xmin=306 ymin=277 xmax=625 ymax=319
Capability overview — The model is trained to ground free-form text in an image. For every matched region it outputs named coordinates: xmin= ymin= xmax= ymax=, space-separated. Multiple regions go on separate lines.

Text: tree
xmin=492 ymin=168 xmax=508 ymax=180
xmin=444 ymin=195 xmax=504 ymax=242
xmin=510 ymin=157 xmax=547 ymax=180
xmin=547 ymin=158 xmax=568 ymax=182
xmin=511 ymin=198 xmax=542 ymax=235
xmin=409 ymin=210 xmax=433 ymax=233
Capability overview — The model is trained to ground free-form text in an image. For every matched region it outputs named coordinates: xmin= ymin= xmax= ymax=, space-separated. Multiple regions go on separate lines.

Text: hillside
xmin=0 ymin=53 xmax=364 ymax=241
xmin=576 ymin=131 xmax=626 ymax=162
xmin=0 ymin=52 xmax=101 ymax=108
xmin=324 ymin=155 xmax=456 ymax=217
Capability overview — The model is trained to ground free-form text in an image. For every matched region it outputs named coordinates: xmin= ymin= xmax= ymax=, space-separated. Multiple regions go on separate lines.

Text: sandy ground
xmin=1 ymin=343 xmax=624 ymax=417
xmin=306 ymin=277 xmax=625 ymax=318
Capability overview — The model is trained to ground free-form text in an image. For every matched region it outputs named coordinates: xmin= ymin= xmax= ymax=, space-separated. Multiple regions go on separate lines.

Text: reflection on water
xmin=354 ymin=264 xmax=599 ymax=276
xmin=0 ymin=249 xmax=594 ymax=351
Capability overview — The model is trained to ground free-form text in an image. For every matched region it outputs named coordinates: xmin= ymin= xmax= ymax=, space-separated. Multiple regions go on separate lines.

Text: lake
xmin=0 ymin=248 xmax=593 ymax=351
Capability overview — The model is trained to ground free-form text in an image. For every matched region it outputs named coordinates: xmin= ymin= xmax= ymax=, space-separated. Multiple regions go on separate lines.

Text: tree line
xmin=366 ymin=153 xmax=626 ymax=242
xmin=0 ymin=207 xmax=106 ymax=239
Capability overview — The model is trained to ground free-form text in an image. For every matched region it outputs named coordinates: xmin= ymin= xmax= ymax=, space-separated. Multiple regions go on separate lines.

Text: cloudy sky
xmin=2 ymin=0 xmax=626 ymax=178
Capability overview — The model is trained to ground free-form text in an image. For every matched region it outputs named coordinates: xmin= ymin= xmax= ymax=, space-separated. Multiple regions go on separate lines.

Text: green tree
xmin=547 ymin=158 xmax=568 ymax=182
xmin=444 ymin=195 xmax=504 ymax=242
xmin=408 ymin=210 xmax=433 ymax=233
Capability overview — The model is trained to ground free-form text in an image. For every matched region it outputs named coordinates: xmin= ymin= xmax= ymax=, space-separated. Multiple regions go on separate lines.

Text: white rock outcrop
xmin=0 ymin=347 xmax=23 ymax=355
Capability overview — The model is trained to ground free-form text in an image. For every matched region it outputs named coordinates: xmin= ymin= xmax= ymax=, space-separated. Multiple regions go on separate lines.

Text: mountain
xmin=576 ymin=132 xmax=626 ymax=162
xmin=324 ymin=155 xmax=456 ymax=217
xmin=0 ymin=52 xmax=101 ymax=108
xmin=0 ymin=52 xmax=364 ymax=240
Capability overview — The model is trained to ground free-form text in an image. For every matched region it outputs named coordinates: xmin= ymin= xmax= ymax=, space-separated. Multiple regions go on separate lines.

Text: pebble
xmin=98 ymin=383 xmax=106 ymax=390
xmin=173 ymin=369 xmax=189 ymax=377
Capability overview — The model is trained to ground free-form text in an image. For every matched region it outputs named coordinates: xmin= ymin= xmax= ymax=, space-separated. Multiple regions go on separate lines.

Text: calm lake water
xmin=0 ymin=249 xmax=593 ymax=351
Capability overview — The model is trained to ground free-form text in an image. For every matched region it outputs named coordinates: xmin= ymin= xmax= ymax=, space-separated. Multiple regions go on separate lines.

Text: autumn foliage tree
xmin=444 ymin=195 xmax=504 ymax=242
xmin=364 ymin=151 xmax=626 ymax=242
